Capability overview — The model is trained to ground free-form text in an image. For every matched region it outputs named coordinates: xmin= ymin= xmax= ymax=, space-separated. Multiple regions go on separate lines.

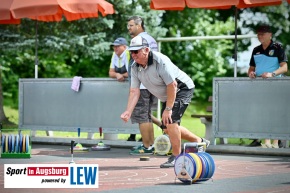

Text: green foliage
xmin=3 ymin=106 xmax=18 ymax=124
xmin=160 ymin=8 xmax=236 ymax=100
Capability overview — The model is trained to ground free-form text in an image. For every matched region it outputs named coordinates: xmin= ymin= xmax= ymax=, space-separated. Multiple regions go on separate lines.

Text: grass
xmin=2 ymin=102 xmax=245 ymax=145
xmin=3 ymin=106 xmax=18 ymax=125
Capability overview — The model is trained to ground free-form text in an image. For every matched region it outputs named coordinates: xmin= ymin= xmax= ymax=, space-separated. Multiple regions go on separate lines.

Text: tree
xmin=0 ymin=68 xmax=10 ymax=125
xmin=0 ymin=0 xmax=167 ymax=124
xmin=160 ymin=8 xmax=238 ymax=100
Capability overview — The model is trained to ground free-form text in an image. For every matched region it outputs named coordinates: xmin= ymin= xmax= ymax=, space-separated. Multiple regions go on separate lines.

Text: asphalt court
xmin=0 ymin=144 xmax=290 ymax=193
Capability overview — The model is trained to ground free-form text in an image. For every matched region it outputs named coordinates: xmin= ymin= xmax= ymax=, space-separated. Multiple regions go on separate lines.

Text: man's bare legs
xmin=160 ymin=124 xmax=207 ymax=168
xmin=139 ymin=115 xmax=162 ymax=148
xmin=151 ymin=115 xmax=162 ymax=128
xmin=264 ymin=139 xmax=279 ymax=148
xmin=139 ymin=122 xmax=154 ymax=148
xmin=164 ymin=123 xmax=202 ymax=156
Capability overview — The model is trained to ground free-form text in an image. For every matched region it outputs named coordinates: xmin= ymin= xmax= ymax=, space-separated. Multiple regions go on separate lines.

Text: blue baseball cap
xmin=111 ymin=37 xmax=128 ymax=46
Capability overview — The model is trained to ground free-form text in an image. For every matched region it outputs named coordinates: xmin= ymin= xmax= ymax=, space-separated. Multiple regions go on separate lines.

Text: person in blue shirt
xmin=248 ymin=24 xmax=288 ymax=148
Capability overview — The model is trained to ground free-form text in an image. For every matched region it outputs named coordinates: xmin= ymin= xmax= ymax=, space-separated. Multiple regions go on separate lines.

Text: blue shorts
xmin=131 ymin=89 xmax=156 ymax=124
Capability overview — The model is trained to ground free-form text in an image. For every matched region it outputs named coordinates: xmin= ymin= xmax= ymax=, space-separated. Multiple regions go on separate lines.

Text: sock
xmin=130 ymin=134 xmax=136 ymax=139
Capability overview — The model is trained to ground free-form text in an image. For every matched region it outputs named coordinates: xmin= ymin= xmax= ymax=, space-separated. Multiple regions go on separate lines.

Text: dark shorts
xmin=161 ymin=88 xmax=194 ymax=126
xmin=131 ymin=89 xmax=156 ymax=124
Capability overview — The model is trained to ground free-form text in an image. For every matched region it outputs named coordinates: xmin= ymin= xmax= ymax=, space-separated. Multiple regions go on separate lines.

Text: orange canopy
xmin=150 ymin=0 xmax=283 ymax=10
xmin=0 ymin=0 xmax=115 ymax=23
xmin=0 ymin=0 xmax=20 ymax=23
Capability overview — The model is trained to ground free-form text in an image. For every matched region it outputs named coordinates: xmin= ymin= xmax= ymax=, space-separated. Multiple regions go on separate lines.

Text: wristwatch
xmin=165 ymin=107 xmax=172 ymax=111
xmin=272 ymin=72 xmax=276 ymax=77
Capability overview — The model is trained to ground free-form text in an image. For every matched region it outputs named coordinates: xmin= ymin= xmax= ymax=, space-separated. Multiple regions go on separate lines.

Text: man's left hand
xmin=162 ymin=110 xmax=172 ymax=125
xmin=261 ymin=72 xmax=272 ymax=78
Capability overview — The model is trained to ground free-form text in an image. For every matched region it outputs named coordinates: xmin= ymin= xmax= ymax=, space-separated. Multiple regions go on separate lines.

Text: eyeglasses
xmin=127 ymin=24 xmax=135 ymax=29
xmin=130 ymin=50 xmax=140 ymax=54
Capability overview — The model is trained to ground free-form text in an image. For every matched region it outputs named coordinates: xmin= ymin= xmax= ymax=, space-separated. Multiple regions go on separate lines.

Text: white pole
xmin=35 ymin=65 xmax=38 ymax=79
xmin=157 ymin=41 xmax=162 ymax=120
xmin=234 ymin=7 xmax=238 ymax=78
xmin=157 ymin=34 xmax=256 ymax=42
xmin=35 ymin=20 xmax=38 ymax=79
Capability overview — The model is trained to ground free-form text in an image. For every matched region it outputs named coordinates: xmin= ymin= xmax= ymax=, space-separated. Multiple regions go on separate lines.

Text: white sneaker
xmin=148 ymin=145 xmax=154 ymax=150
xmin=131 ymin=144 xmax=143 ymax=150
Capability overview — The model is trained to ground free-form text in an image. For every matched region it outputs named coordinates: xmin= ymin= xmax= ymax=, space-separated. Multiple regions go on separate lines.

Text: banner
xmin=4 ymin=164 xmax=99 ymax=188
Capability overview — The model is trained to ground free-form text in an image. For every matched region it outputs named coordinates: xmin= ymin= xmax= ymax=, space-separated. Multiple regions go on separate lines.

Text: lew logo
xmin=4 ymin=164 xmax=99 ymax=188
xmin=70 ymin=167 xmax=98 ymax=185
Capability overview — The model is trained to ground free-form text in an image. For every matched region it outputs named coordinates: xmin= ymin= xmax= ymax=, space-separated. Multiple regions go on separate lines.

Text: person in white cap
xmin=109 ymin=37 xmax=130 ymax=82
xmin=121 ymin=36 xmax=210 ymax=168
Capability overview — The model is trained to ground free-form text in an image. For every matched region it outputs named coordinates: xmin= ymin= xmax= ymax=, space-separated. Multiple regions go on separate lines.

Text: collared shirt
xmin=110 ymin=50 xmax=130 ymax=74
xmin=131 ymin=51 xmax=195 ymax=102
xmin=249 ymin=41 xmax=288 ymax=76
xmin=129 ymin=32 xmax=159 ymax=89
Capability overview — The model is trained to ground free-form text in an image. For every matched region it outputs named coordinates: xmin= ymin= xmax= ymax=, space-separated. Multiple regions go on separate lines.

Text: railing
xmin=18 ymin=78 xmax=140 ymax=146
xmin=213 ymin=77 xmax=290 ymax=146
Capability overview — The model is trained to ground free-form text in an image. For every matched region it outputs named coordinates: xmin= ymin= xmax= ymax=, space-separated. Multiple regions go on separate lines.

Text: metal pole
xmin=35 ymin=20 xmax=38 ymax=79
xmin=234 ymin=7 xmax=238 ymax=78
xmin=157 ymin=34 xmax=256 ymax=42
xmin=157 ymin=41 xmax=162 ymax=121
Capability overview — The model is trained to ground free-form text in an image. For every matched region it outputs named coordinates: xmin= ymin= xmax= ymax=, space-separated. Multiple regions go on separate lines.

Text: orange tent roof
xmin=150 ymin=0 xmax=283 ymax=10
xmin=0 ymin=0 xmax=114 ymax=23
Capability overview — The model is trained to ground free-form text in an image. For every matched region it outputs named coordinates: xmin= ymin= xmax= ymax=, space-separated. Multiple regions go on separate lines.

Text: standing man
xmin=109 ymin=37 xmax=130 ymax=81
xmin=121 ymin=36 xmax=210 ymax=168
xmin=248 ymin=24 xmax=288 ymax=148
xmin=126 ymin=16 xmax=162 ymax=155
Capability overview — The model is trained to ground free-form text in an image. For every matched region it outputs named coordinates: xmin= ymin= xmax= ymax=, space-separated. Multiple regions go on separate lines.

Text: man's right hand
xmin=120 ymin=111 xmax=131 ymax=122
xmin=116 ymin=73 xmax=125 ymax=81
xmin=249 ymin=71 xmax=256 ymax=78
